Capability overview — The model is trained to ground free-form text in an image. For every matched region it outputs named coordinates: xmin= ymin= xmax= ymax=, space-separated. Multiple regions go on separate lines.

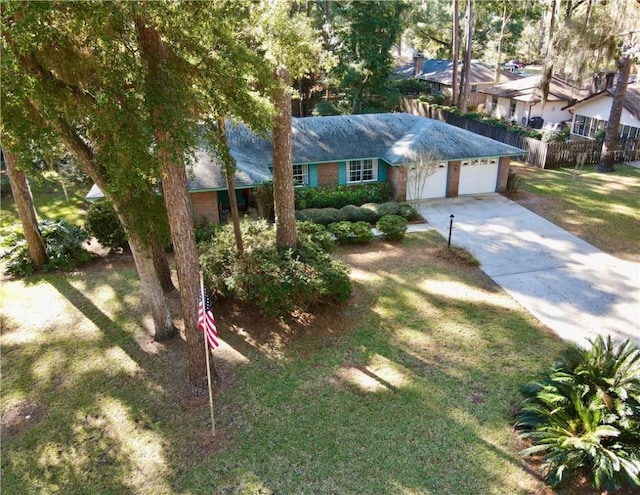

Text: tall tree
xmin=329 ymin=0 xmax=407 ymax=113
xmin=1 ymin=148 xmax=47 ymax=270
xmin=1 ymin=4 xmax=177 ymax=341
xmin=598 ymin=45 xmax=635 ymax=173
xmin=252 ymin=0 xmax=324 ymax=248
xmin=459 ymin=0 xmax=474 ymax=113
xmin=451 ymin=0 xmax=460 ymax=107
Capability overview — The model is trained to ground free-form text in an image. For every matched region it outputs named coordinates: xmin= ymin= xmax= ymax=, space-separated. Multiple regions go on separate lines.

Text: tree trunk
xmin=451 ymin=0 xmax=459 ymax=107
xmin=217 ymin=117 xmax=243 ymax=255
xmin=135 ymin=17 xmax=209 ymax=394
xmin=539 ymin=0 xmax=560 ymax=110
xmin=54 ymin=117 xmax=177 ymax=341
xmin=460 ymin=0 xmax=473 ymax=113
xmin=271 ymin=65 xmax=297 ymax=249
xmin=494 ymin=3 xmax=509 ymax=85
xmin=598 ymin=52 xmax=632 ymax=173
xmin=2 ymin=148 xmax=47 ymax=270
xmin=151 ymin=233 xmax=175 ymax=293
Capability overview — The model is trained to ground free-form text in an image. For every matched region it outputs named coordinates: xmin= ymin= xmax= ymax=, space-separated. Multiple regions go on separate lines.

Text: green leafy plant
xmin=327 ymin=221 xmax=373 ymax=244
xmin=338 ymin=204 xmax=378 ymax=224
xmin=295 ymin=208 xmax=342 ymax=225
xmin=199 ymin=219 xmax=351 ymax=317
xmin=1 ymin=219 xmax=90 ymax=277
xmin=85 ymin=200 xmax=128 ymax=250
xmin=376 ymin=214 xmax=408 ymax=241
xmin=506 ymin=171 xmax=524 ymax=194
xmin=295 ymin=183 xmax=391 ymax=210
xmin=515 ymin=336 xmax=640 ymax=491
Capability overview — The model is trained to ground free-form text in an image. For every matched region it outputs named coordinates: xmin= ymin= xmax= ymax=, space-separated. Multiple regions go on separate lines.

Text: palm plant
xmin=515 ymin=336 xmax=640 ymax=491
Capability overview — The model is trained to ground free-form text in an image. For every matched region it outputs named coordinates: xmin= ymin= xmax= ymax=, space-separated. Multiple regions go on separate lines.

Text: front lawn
xmin=1 ymin=232 xmax=572 ymax=495
xmin=508 ymin=161 xmax=640 ymax=262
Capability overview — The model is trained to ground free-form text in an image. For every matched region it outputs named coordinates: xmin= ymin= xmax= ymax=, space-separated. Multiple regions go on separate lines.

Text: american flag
xmin=198 ymin=287 xmax=219 ymax=350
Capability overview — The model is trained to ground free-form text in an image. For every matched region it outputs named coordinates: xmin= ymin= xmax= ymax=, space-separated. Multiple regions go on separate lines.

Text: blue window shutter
xmin=309 ymin=163 xmax=318 ymax=187
xmin=338 ymin=161 xmax=347 ymax=185
xmin=377 ymin=161 xmax=387 ymax=182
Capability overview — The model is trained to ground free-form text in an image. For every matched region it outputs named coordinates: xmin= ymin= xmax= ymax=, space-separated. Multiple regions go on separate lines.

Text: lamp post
xmin=448 ymin=214 xmax=454 ymax=247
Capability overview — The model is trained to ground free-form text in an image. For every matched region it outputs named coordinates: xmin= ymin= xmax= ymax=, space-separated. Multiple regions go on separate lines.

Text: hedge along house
xmin=87 ymin=113 xmax=526 ymax=223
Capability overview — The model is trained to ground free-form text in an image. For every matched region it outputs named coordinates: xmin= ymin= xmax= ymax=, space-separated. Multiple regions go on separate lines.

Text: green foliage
xmin=195 ymin=219 xmax=223 ymax=245
xmin=327 ymin=221 xmax=374 ymax=244
xmin=515 ymin=336 xmax=640 ymax=491
xmin=1 ymin=219 xmax=89 ymax=277
xmin=296 ymin=221 xmax=335 ymax=253
xmin=506 ymin=171 xmax=524 ymax=194
xmin=85 ymin=200 xmax=128 ymax=250
xmin=295 ymin=208 xmax=342 ymax=225
xmin=393 ymin=78 xmax=428 ymax=96
xmin=376 ymin=215 xmax=408 ymax=241
xmin=313 ymin=101 xmax=341 ymax=116
xmin=338 ymin=204 xmax=379 ymax=224
xmin=199 ymin=220 xmax=351 ymax=317
xmin=542 ymin=130 xmax=568 ymax=143
xmin=295 ymin=183 xmax=391 ymax=209
xmin=254 ymin=181 xmax=275 ymax=222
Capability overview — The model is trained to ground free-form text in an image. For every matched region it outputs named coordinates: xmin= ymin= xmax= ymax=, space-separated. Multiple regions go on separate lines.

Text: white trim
xmin=347 ymin=158 xmax=378 ymax=183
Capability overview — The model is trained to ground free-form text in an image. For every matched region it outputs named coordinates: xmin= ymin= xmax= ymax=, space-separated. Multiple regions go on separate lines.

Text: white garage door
xmin=406 ymin=162 xmax=448 ymax=200
xmin=458 ymin=158 xmax=499 ymax=195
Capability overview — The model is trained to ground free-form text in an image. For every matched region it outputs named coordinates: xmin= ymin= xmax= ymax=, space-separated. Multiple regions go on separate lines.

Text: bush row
xmin=296 ymin=201 xmax=418 ymax=226
xmin=199 ymin=220 xmax=352 ymax=318
xmin=295 ymin=182 xmax=391 ymax=210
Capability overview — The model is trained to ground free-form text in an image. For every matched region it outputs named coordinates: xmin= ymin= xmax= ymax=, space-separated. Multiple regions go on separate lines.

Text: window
xmin=471 ymin=84 xmax=478 ymax=93
xmin=491 ymin=96 xmax=498 ymax=114
xmin=347 ymin=159 xmax=377 ymax=183
xmin=292 ymin=164 xmax=308 ymax=185
xmin=509 ymin=100 xmax=517 ymax=118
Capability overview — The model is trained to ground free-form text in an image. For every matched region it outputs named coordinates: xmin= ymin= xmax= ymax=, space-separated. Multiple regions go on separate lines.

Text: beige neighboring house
xmin=480 ymin=74 xmax=586 ymax=128
xmin=564 ymin=83 xmax=640 ymax=141
xmin=415 ymin=58 xmax=520 ymax=107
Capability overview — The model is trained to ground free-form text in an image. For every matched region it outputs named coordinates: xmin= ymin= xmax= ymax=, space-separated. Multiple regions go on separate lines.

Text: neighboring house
xmin=415 ymin=58 xmax=520 ymax=107
xmin=480 ymin=74 xmax=586 ymax=128
xmin=87 ymin=113 xmax=525 ymax=224
xmin=563 ymin=83 xmax=640 ymax=141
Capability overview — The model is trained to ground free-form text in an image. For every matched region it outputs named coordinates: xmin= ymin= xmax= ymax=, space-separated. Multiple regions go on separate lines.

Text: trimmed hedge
xmin=295 ymin=182 xmax=391 ymax=210
xmin=376 ymin=215 xmax=408 ymax=241
xmin=327 ymin=221 xmax=374 ymax=244
xmin=298 ymin=201 xmax=418 ymax=226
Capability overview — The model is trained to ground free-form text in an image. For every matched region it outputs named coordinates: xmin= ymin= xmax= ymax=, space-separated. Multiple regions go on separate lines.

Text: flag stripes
xmin=198 ymin=288 xmax=219 ymax=350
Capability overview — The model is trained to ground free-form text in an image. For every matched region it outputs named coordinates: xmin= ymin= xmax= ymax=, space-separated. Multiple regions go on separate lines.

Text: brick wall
xmin=447 ymin=160 xmax=461 ymax=197
xmin=387 ymin=166 xmax=407 ymax=201
xmin=190 ymin=191 xmax=219 ymax=224
xmin=318 ymin=162 xmax=338 ymax=187
xmin=497 ymin=157 xmax=510 ymax=192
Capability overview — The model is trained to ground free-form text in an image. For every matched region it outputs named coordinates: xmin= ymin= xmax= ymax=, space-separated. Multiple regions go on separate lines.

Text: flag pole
xmin=200 ymin=272 xmax=216 ymax=436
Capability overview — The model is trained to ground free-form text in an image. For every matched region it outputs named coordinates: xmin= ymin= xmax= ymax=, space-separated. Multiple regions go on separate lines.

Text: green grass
xmin=0 ymin=171 xmax=89 ymax=236
xmin=1 ymin=233 xmax=570 ymax=495
xmin=511 ymin=162 xmax=640 ymax=262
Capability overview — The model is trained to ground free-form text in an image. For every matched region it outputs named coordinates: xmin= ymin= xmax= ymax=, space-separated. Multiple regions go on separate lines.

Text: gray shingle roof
xmin=88 ymin=113 xmax=527 ymax=198
xmin=416 ymin=59 xmax=520 ymax=85
xmin=187 ymin=113 xmax=525 ymax=191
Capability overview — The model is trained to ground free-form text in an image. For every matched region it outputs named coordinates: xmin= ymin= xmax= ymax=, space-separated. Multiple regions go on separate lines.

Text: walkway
xmin=415 ymin=194 xmax=639 ymax=348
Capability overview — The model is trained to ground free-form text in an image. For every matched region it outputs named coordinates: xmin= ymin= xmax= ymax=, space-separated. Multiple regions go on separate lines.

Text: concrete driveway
xmin=417 ymin=194 xmax=640 ymax=347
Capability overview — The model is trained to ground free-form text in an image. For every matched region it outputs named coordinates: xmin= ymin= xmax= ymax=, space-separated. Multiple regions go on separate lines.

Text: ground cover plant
xmin=2 ymin=230 xmax=585 ymax=495
xmin=508 ymin=162 xmax=640 ymax=262
xmin=515 ymin=336 xmax=640 ymax=492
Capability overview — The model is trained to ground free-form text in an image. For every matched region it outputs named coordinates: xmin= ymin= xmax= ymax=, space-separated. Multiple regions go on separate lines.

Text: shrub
xmin=199 ymin=220 xmax=351 ymax=317
xmin=506 ymin=171 xmax=524 ymax=194
xmin=295 ymin=183 xmax=391 ymax=210
xmin=375 ymin=202 xmax=400 ymax=217
xmin=295 ymin=208 xmax=342 ymax=225
xmin=339 ymin=204 xmax=378 ymax=224
xmin=397 ymin=202 xmax=420 ymax=221
xmin=542 ymin=130 xmax=568 ymax=143
xmin=195 ymin=220 xmax=223 ymax=245
xmin=376 ymin=215 xmax=408 ymax=241
xmin=515 ymin=336 xmax=640 ymax=491
xmin=85 ymin=200 xmax=128 ymax=250
xmin=1 ymin=219 xmax=90 ymax=277
xmin=327 ymin=221 xmax=374 ymax=244
xmin=296 ymin=221 xmax=335 ymax=253
xmin=313 ymin=100 xmax=341 ymax=116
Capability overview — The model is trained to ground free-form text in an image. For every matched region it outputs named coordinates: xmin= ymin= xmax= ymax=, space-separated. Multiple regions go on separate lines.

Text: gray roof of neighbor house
xmin=479 ymin=74 xmax=587 ymax=103
xmin=563 ymin=84 xmax=640 ymax=121
xmin=416 ymin=59 xmax=520 ymax=86
xmin=86 ymin=113 xmax=526 ymax=198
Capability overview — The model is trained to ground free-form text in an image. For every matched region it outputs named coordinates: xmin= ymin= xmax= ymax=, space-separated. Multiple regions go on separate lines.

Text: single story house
xmin=87 ymin=113 xmax=526 ymax=224
xmin=563 ymin=84 xmax=640 ymax=141
xmin=415 ymin=58 xmax=520 ymax=107
xmin=480 ymin=75 xmax=586 ymax=128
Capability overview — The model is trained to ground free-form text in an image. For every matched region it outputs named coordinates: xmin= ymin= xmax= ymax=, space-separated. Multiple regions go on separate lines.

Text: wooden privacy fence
xmin=400 ymin=97 xmax=640 ymax=169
